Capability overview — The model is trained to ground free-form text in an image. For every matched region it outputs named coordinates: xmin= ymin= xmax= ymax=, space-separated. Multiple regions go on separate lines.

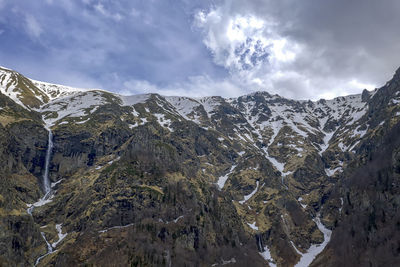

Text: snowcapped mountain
xmin=1 ymin=65 xmax=400 ymax=266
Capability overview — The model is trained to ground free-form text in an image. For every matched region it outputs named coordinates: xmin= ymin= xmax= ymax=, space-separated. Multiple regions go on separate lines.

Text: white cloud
xmin=196 ymin=9 xmax=274 ymax=71
xmin=195 ymin=6 xmax=301 ymax=72
xmin=25 ymin=15 xmax=43 ymax=38
xmin=94 ymin=3 xmax=107 ymax=15
xmin=94 ymin=2 xmax=123 ymax=22
xmin=192 ymin=2 xmax=385 ymax=100
xmin=120 ymin=75 xmax=243 ymax=98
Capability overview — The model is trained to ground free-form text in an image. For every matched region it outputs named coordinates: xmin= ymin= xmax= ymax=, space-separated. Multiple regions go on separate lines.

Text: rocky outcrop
xmin=314 ymin=121 xmax=400 ymax=267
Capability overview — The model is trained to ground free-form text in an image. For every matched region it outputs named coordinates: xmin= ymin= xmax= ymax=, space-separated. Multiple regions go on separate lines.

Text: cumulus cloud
xmin=192 ymin=0 xmax=400 ymax=99
xmin=195 ymin=8 xmax=296 ymax=72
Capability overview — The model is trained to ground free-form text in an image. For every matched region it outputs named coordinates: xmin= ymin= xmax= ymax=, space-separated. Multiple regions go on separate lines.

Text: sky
xmin=0 ymin=0 xmax=400 ymax=100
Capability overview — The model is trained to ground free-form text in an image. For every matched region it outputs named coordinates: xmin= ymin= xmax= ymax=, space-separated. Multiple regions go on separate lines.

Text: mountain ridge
xmin=0 ymin=64 xmax=399 ymax=266
xmin=0 ymin=65 xmax=380 ymax=107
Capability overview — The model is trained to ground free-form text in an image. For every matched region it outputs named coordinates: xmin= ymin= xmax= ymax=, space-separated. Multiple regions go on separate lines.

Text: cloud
xmin=0 ymin=0 xmax=225 ymax=96
xmin=94 ymin=2 xmax=123 ymax=21
xmin=192 ymin=0 xmax=400 ymax=99
xmin=195 ymin=9 xmax=295 ymax=71
xmin=1 ymin=0 xmax=400 ymax=100
xmin=121 ymin=75 xmax=243 ymax=98
xmin=25 ymin=15 xmax=43 ymax=38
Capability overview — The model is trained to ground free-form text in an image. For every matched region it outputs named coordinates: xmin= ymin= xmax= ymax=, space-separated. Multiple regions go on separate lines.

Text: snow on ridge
xmin=32 ymin=79 xmax=89 ymax=101
xmin=195 ymin=96 xmax=222 ymax=118
xmin=0 ymin=65 xmax=14 ymax=71
xmin=119 ymin=94 xmax=151 ymax=106
xmin=40 ymin=91 xmax=107 ymax=127
xmin=313 ymin=93 xmax=367 ymax=126
xmin=165 ymin=96 xmax=202 ymax=122
xmin=0 ymin=70 xmax=28 ymax=109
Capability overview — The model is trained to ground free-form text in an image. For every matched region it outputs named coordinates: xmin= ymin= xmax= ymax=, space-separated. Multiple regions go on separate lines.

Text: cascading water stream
xmin=27 ymin=129 xmax=57 ymax=266
xmin=42 ymin=129 xmax=53 ymax=195
xmin=27 ymin=129 xmax=54 ymax=215
xmin=34 ymin=233 xmax=54 ymax=266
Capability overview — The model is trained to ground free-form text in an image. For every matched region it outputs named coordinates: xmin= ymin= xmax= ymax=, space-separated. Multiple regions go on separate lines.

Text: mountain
xmin=0 ymin=65 xmax=399 ymax=266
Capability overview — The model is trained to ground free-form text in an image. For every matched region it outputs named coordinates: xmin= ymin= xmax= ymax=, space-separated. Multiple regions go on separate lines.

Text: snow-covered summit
xmin=32 ymin=80 xmax=88 ymax=101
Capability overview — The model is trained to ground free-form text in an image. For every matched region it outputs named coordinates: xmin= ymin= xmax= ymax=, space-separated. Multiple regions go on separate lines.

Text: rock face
xmin=0 ymin=65 xmax=400 ymax=266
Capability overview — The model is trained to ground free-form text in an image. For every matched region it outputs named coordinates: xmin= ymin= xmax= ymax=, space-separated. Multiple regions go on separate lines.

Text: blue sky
xmin=1 ymin=0 xmax=400 ymax=99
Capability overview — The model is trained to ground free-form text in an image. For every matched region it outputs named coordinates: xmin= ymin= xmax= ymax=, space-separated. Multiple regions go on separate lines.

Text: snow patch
xmin=259 ymin=245 xmax=277 ymax=267
xmin=165 ymin=96 xmax=202 ymax=123
xmin=325 ymin=166 xmax=343 ymax=176
xmin=52 ymin=224 xmax=67 ymax=248
xmin=391 ymin=99 xmax=400 ymax=105
xmin=99 ymin=223 xmax=135 ymax=233
xmin=41 ymin=91 xmax=107 ymax=127
xmin=119 ymin=94 xmax=150 ymax=106
xmin=51 ymin=179 xmax=64 ymax=188
xmin=75 ymin=118 xmax=90 ymax=124
xmin=293 ymin=215 xmax=332 ymax=267
xmin=154 ymin=113 xmax=174 ymax=132
xmin=239 ymin=181 xmax=259 ymax=204
xmin=298 ymin=197 xmax=307 ymax=209
xmin=217 ymin=165 xmax=237 ymax=190
xmin=339 ymin=197 xmax=344 ymax=214
xmin=238 ymin=151 xmax=245 ymax=156
xmin=247 ymin=221 xmax=259 ymax=230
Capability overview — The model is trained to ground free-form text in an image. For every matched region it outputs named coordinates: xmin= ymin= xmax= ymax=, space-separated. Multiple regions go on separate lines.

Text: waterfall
xmin=43 ymin=129 xmax=53 ymax=194
xmin=34 ymin=233 xmax=54 ymax=266
xmin=256 ymin=234 xmax=264 ymax=252
xmin=26 ymin=129 xmax=54 ymax=215
xmin=29 ymin=128 xmax=58 ymax=265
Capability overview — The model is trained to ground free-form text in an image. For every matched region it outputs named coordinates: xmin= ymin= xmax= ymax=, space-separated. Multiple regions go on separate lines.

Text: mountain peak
xmin=393 ymin=66 xmax=400 ymax=81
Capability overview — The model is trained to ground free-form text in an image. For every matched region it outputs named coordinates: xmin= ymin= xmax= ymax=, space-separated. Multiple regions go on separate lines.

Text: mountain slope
xmin=0 ymin=65 xmax=399 ymax=266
